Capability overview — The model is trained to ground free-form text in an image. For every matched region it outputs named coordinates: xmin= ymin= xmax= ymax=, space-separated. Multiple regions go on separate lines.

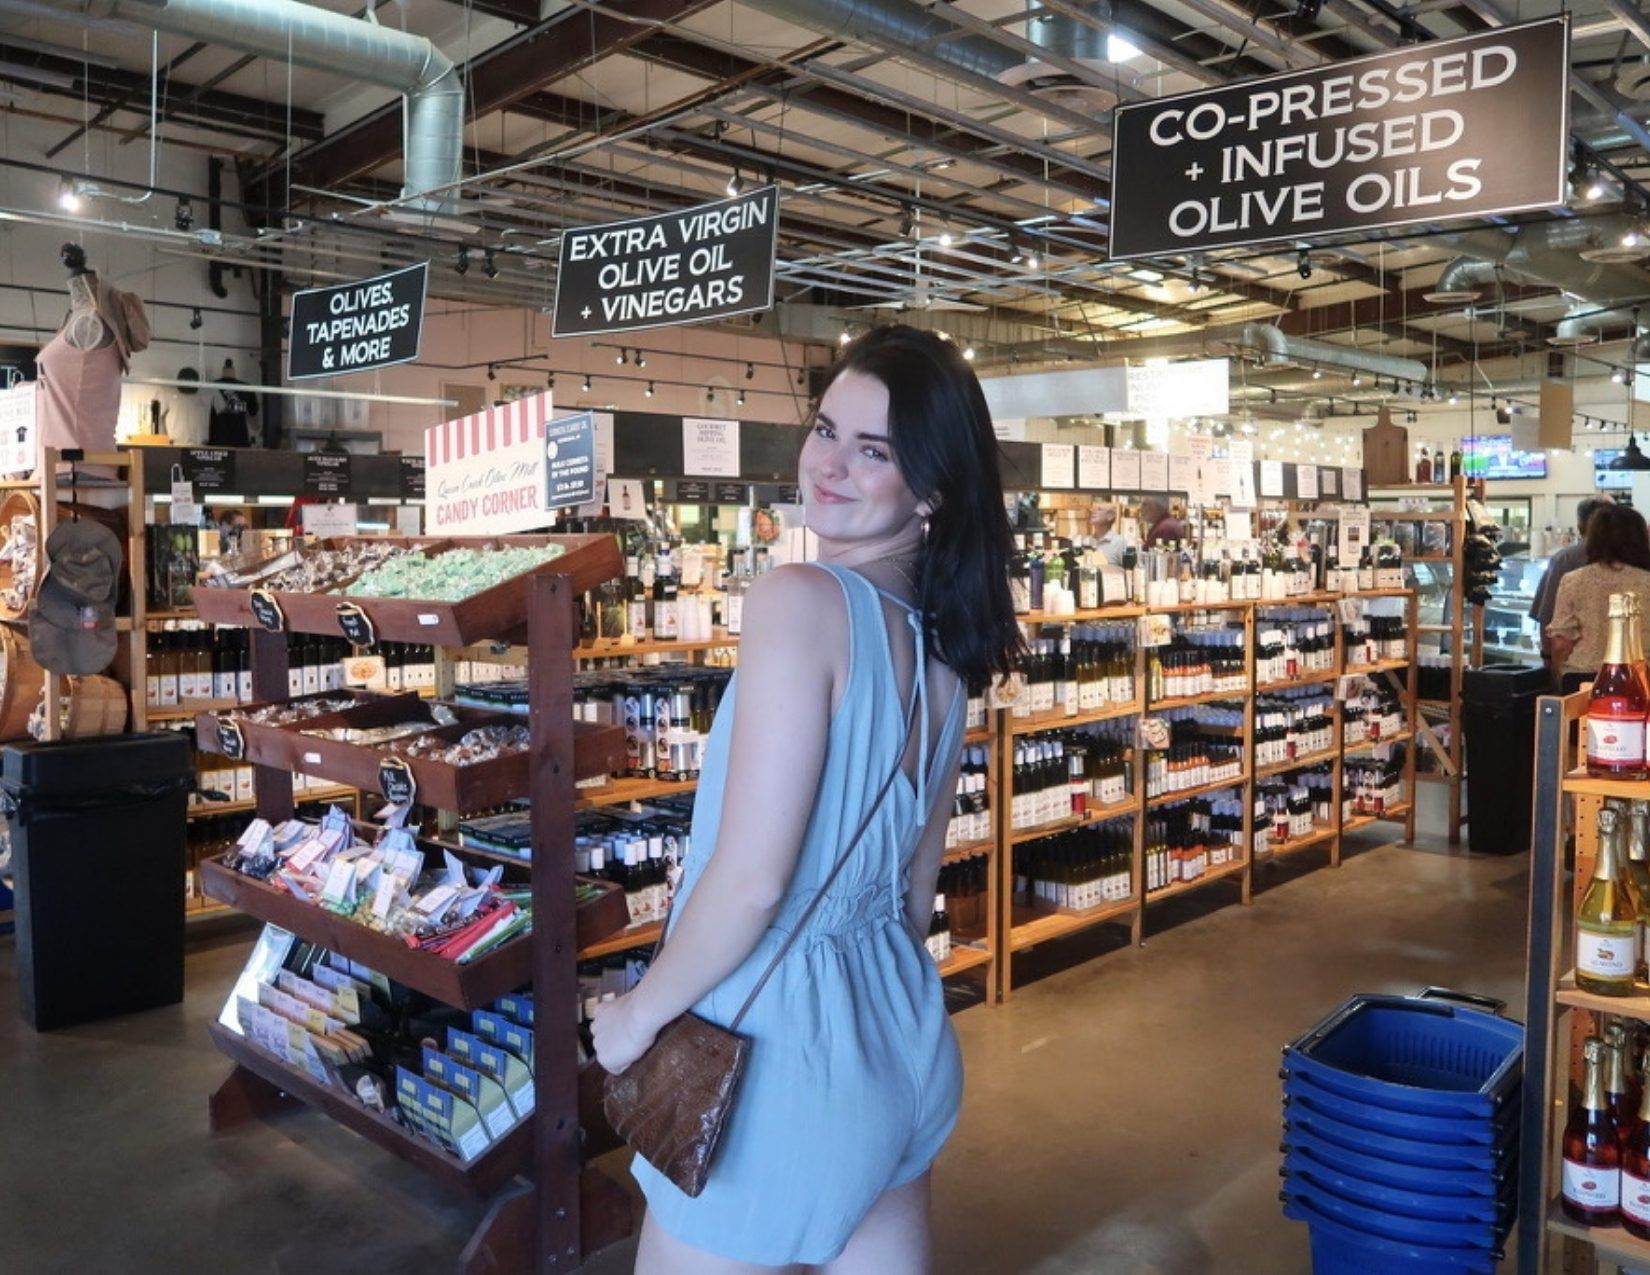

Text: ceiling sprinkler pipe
xmin=1238 ymin=323 xmax=1430 ymax=383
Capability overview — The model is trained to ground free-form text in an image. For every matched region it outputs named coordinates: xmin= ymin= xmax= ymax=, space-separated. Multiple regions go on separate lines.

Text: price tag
xmin=249 ymin=588 xmax=285 ymax=632
xmin=217 ymin=716 xmax=246 ymax=760
xmin=336 ymin=602 xmax=377 ymax=649
xmin=378 ymin=756 xmax=418 ymax=806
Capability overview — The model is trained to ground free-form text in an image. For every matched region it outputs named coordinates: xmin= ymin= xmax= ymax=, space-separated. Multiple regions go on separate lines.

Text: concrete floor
xmin=0 ymin=830 xmax=1530 ymax=1275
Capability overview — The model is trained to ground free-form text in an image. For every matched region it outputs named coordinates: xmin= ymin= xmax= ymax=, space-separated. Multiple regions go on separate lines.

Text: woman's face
xmin=800 ymin=368 xmax=926 ymax=543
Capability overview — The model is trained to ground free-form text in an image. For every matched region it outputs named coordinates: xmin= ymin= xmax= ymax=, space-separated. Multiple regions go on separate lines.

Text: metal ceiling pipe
xmin=738 ymin=0 xmax=1022 ymax=80
xmin=1549 ymin=302 xmax=1640 ymax=346
xmin=1423 ymin=257 xmax=1502 ymax=304
xmin=1432 ymin=219 xmax=1650 ymax=307
xmin=1239 ymin=323 xmax=1431 ymax=383
xmin=65 ymin=0 xmax=461 ymax=216
xmin=1028 ymin=0 xmax=1108 ymax=62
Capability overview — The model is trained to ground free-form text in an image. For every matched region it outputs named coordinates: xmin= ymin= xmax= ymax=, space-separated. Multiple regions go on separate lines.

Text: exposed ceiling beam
xmin=439 ymin=0 xmax=539 ymax=21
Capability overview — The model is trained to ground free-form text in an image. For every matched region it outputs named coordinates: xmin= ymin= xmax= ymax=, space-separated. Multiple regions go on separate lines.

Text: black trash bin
xmin=3 ymin=733 xmax=193 ymax=1029
xmin=1462 ymin=665 xmax=1550 ymax=855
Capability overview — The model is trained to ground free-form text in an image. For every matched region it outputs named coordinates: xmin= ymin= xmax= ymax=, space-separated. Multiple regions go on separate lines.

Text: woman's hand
xmin=590 ymin=993 xmax=661 ymax=1075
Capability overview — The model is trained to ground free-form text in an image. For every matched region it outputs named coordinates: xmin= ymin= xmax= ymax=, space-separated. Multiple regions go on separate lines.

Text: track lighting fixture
xmin=1188 ymin=269 xmax=1204 ymax=293
xmin=547 ymin=372 xmax=556 ymax=390
xmin=745 ymin=362 xmax=755 ymax=380
xmin=582 ymin=374 xmax=592 ymax=392
xmin=839 ymin=331 xmax=851 ymax=346
xmin=737 ymin=389 xmax=746 ymax=406
xmin=725 ymin=169 xmax=741 ymax=198
xmin=1614 ymin=367 xmax=1630 ymax=384
xmin=645 ymin=381 xmax=655 ymax=398
xmin=938 ymin=231 xmax=954 ymax=247
xmin=1023 ymin=250 xmax=1039 ymax=270
xmin=57 ymin=176 xmax=81 ymax=212
xmin=173 ymin=199 xmax=193 ymax=232
xmin=1296 ymin=248 xmax=1313 ymax=280
xmin=1350 ymin=372 xmax=1362 ymax=387
xmin=486 ymin=364 xmax=496 ymax=381
xmin=706 ymin=387 xmax=715 ymax=403
xmin=899 ymin=205 xmax=914 ymax=238
xmin=635 ymin=352 xmax=646 ymax=368
xmin=189 ymin=307 xmax=203 ymax=331
xmin=1311 ymin=366 xmax=1323 ymax=380
xmin=962 ymin=346 xmax=976 ymax=362
xmin=615 ymin=349 xmax=627 ymax=365
xmin=483 ymin=248 xmax=499 ymax=279
xmin=455 ymin=248 xmax=470 ymax=275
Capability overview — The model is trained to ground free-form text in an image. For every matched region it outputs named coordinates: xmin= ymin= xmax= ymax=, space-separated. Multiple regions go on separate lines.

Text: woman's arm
xmin=1546 ymin=573 xmax=1583 ymax=683
xmin=592 ymin=565 xmax=840 ymax=1073
xmin=904 ymin=748 xmax=964 ymax=939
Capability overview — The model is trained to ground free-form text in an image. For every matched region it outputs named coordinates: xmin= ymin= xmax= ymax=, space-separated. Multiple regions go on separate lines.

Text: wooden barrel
xmin=34 ymin=675 xmax=128 ymax=740
xmin=0 ymin=622 xmax=46 ymax=741
xmin=0 ymin=490 xmax=129 ymax=622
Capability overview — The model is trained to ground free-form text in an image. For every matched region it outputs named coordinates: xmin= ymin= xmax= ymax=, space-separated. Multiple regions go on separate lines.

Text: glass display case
xmin=1480 ymin=551 xmax=1547 ymax=665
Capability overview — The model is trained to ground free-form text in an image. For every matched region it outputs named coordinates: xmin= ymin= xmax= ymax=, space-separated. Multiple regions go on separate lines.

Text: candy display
xmin=384 ymin=723 xmax=532 ymax=764
xmin=342 ymin=544 xmax=566 ymax=601
xmin=226 ymin=695 xmax=360 ymax=726
xmin=301 ymin=721 xmax=444 ymax=746
xmin=213 ymin=542 xmax=414 ymax=593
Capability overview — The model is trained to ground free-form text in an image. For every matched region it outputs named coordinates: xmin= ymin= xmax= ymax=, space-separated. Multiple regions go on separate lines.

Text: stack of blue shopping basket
xmin=1280 ymin=989 xmax=1525 ymax=1273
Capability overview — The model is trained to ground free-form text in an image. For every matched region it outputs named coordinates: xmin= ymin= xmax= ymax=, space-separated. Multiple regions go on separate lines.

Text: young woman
xmin=1547 ymin=503 xmax=1650 ymax=692
xmin=592 ymin=325 xmax=1021 ymax=1273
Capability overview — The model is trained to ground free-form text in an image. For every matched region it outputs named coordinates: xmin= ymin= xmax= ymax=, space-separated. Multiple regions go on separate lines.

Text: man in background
xmin=1090 ymin=502 xmax=1128 ymax=564
xmin=1140 ymin=495 xmax=1188 ymax=547
xmin=1532 ymin=495 xmax=1611 ymax=645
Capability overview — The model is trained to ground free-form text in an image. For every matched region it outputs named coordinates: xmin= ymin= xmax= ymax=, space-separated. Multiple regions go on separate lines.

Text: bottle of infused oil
xmin=1577 ymin=806 xmax=1640 ymax=997
xmin=1587 ymin=593 xmax=1650 ymax=780
xmin=1566 ymin=1036 xmax=1624 ymax=1225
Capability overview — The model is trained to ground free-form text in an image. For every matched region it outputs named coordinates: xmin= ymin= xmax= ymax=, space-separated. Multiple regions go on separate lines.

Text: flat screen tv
xmin=1596 ymin=449 xmax=1636 ymax=489
xmin=1462 ymin=435 xmax=1547 ymax=479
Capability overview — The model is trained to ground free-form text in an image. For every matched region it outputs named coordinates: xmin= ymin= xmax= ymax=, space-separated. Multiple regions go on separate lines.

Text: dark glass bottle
xmin=1564 ymin=1036 xmax=1623 ymax=1226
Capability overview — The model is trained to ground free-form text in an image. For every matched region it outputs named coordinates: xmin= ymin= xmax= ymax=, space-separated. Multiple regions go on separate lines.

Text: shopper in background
xmin=1546 ymin=503 xmax=1650 ymax=692
xmin=1531 ymin=495 xmax=1612 ymax=643
xmin=1140 ymin=494 xmax=1187 ymax=547
xmin=1090 ymin=501 xmax=1128 ymax=564
xmin=592 ymin=325 xmax=1022 ymax=1273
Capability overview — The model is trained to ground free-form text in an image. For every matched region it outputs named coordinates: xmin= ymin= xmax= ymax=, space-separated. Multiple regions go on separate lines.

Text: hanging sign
xmin=673 ymin=479 xmax=711 ymax=502
xmin=1259 ymin=460 xmax=1285 ymax=497
xmin=336 ymin=602 xmax=377 ymax=649
xmin=608 ymin=478 xmax=648 ymax=519
xmin=217 ymin=717 xmax=246 ymax=761
xmin=249 ymin=588 xmax=285 ymax=633
xmin=1186 ymin=434 xmax=1218 ymax=504
xmin=544 ymin=411 xmax=598 ymax=511
xmin=1041 ymin=444 xmax=1075 ymax=490
xmin=287 ymin=262 xmax=427 ymax=379
xmin=1229 ymin=440 xmax=1257 ymax=508
xmin=304 ymin=452 xmax=353 ymax=496
xmin=683 ymin=417 xmax=741 ymax=477
xmin=1111 ymin=449 xmax=1142 ymax=490
xmin=0 ymin=381 xmax=36 ymax=477
xmin=712 ymin=481 xmax=749 ymax=503
xmin=1297 ymin=464 xmax=1320 ymax=500
xmin=1078 ymin=444 xmax=1111 ymax=490
xmin=1321 ymin=467 xmax=1342 ymax=497
xmin=181 ymin=448 xmax=235 ymax=491
xmin=1139 ymin=451 xmax=1170 ymax=491
xmin=399 ymin=456 xmax=425 ymax=499
xmin=1343 ymin=467 xmax=1364 ymax=500
xmin=551 ymin=186 xmax=780 ymax=336
xmin=425 ymin=393 xmax=552 ymax=535
xmin=1125 ymin=361 xmax=1230 ymax=418
xmin=1339 ymin=505 xmax=1372 ymax=564
xmin=1108 ymin=17 xmax=1569 ymax=258
xmin=1168 ymin=453 xmax=1195 ymax=495
xmin=378 ymin=756 xmax=417 ymax=806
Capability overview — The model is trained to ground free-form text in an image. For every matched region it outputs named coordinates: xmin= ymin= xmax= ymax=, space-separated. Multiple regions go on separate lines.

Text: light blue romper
xmin=633 ymin=562 xmax=966 ymax=1267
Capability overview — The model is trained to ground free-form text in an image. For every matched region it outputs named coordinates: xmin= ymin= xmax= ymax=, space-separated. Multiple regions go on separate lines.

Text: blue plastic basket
xmin=1283 ymin=1147 xmax=1515 ymax=1224
xmin=1282 ymin=993 xmax=1523 ymax=1120
xmin=1283 ymin=1103 xmax=1516 ymax=1173
xmin=1283 ymin=1175 xmax=1509 ymax=1250
xmin=1283 ymin=1195 xmax=1503 ymax=1274
xmin=1283 ymin=1073 xmax=1513 ymax=1146
xmin=1283 ymin=1124 xmax=1511 ymax=1198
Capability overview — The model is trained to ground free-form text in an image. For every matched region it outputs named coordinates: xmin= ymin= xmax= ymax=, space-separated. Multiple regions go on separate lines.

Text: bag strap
xmin=650 ymin=657 xmax=924 ymax=1034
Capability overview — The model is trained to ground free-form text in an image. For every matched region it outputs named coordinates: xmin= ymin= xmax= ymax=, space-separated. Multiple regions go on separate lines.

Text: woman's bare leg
xmin=817 ymin=1172 xmax=932 ymax=1275
xmin=634 ymin=1208 xmax=804 ymax=1275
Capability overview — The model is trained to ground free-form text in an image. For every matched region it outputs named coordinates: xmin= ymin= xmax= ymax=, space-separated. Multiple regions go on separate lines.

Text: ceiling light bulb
xmin=725 ymin=173 xmax=740 ymax=198
xmin=1351 ymin=372 xmax=1363 ymax=386
xmin=1614 ymin=368 xmax=1630 ymax=384
xmin=645 ymin=381 xmax=655 ymax=397
xmin=1107 ymin=32 xmax=1143 ymax=62
xmin=938 ymin=231 xmax=954 ymax=247
xmin=737 ymin=390 xmax=746 ymax=406
xmin=615 ymin=350 xmax=627 ymax=365
xmin=582 ymin=375 xmax=592 ymax=392
xmin=963 ymin=346 xmax=976 ymax=361
xmin=1311 ymin=367 xmax=1323 ymax=380
xmin=1023 ymin=252 xmax=1039 ymax=270
xmin=839 ymin=331 xmax=851 ymax=346
xmin=1587 ymin=176 xmax=1609 ymax=200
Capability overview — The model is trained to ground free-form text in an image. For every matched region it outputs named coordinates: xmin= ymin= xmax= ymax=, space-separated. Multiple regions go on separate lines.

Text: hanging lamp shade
xmin=1610 ymin=433 xmax=1650 ymax=469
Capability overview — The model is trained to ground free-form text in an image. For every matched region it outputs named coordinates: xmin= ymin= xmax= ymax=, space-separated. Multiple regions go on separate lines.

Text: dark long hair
xmin=1586 ymin=503 xmax=1650 ymax=570
xmin=819 ymin=325 xmax=1023 ymax=692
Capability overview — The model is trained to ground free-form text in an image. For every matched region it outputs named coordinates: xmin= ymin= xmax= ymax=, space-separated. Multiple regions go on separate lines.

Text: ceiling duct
xmin=62 ymin=0 xmax=462 ymax=218
xmin=1423 ymin=258 xmax=1502 ymax=304
xmin=999 ymin=2 xmax=1134 ymax=114
xmin=1546 ymin=302 xmax=1643 ymax=346
xmin=1432 ymin=218 xmax=1650 ymax=307
xmin=1238 ymin=324 xmax=1430 ymax=383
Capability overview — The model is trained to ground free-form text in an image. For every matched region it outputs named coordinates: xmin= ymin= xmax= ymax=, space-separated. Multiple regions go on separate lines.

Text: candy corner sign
xmin=1108 ymin=16 xmax=1568 ymax=258
xmin=287 ymin=262 xmax=427 ymax=379
xmin=425 ymin=394 xmax=553 ymax=534
xmin=552 ymin=186 xmax=779 ymax=337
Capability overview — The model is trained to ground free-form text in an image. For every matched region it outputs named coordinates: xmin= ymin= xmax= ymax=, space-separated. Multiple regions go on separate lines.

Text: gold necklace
xmin=861 ymin=552 xmax=921 ymax=598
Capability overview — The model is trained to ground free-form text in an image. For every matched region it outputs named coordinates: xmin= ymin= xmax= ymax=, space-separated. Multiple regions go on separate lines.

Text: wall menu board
xmin=303 ymin=452 xmax=352 ymax=496
xmin=1108 ymin=17 xmax=1568 ymax=258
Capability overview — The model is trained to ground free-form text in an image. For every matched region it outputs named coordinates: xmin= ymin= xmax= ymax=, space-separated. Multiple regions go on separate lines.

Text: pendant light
xmin=1612 ymin=434 xmax=1650 ymax=469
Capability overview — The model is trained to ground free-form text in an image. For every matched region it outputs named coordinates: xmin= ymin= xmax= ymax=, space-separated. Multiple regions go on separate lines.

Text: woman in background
xmin=1546 ymin=503 xmax=1650 ymax=692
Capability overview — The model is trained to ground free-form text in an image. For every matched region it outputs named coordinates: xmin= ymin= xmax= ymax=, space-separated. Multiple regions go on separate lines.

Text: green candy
xmin=343 ymin=543 xmax=567 ymax=601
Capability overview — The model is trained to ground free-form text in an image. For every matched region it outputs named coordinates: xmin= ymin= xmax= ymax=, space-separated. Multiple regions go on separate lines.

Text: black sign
xmin=336 ymin=602 xmax=377 ymax=649
xmin=776 ymin=484 xmax=800 ymax=504
xmin=249 ymin=588 xmax=285 ymax=633
xmin=545 ymin=412 xmax=598 ymax=510
xmin=181 ymin=448 xmax=235 ymax=491
xmin=217 ymin=716 xmax=245 ymax=761
xmin=673 ymin=480 xmax=710 ymax=503
xmin=304 ymin=452 xmax=353 ymax=496
xmin=552 ymin=186 xmax=780 ymax=337
xmin=287 ymin=263 xmax=427 ymax=379
xmin=713 ymin=482 xmax=749 ymax=504
xmin=399 ymin=456 xmax=426 ymax=500
xmin=378 ymin=756 xmax=417 ymax=806
xmin=1108 ymin=17 xmax=1568 ymax=258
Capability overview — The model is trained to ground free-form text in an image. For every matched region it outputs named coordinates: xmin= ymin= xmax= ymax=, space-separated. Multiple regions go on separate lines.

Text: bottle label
xmin=1578 ymin=926 xmax=1637 ymax=979
xmin=1626 ymin=1170 xmax=1650 ymax=1225
xmin=1589 ymin=715 xmax=1648 ymax=764
xmin=1564 ymin=1158 xmax=1621 ymax=1211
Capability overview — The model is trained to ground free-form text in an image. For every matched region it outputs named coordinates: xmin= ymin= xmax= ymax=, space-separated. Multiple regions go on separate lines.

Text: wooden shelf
xmin=1256 ymin=747 xmax=1340 ymax=779
xmin=1556 ymin=971 xmax=1650 ymax=1017
xmin=1342 ymin=801 xmax=1414 ymax=834
xmin=1562 ymin=769 xmax=1650 ymax=800
xmin=1343 ymin=658 xmax=1410 ymax=676
xmin=1008 ymin=700 xmax=1142 ymax=735
xmin=1007 ymin=797 xmax=1141 ymax=847
xmin=574 ymin=630 xmax=738 ymax=660
xmin=578 ymin=920 xmax=661 ymax=961
xmin=1258 ymin=825 xmax=1337 ymax=860
xmin=574 ymin=774 xmax=699 ymax=809
xmin=942 ymin=839 xmax=994 ymax=865
xmin=1145 ymin=772 xmax=1248 ymax=808
xmin=1341 ymin=730 xmax=1414 ymax=758
xmin=1008 ymin=896 xmax=1140 ymax=952
xmin=964 ymin=725 xmax=992 ymax=746
xmin=1017 ymin=605 xmax=1144 ymax=624
xmin=1146 ymin=857 xmax=1247 ymax=903
xmin=146 ymin=608 xmax=199 ymax=620
xmin=1546 ymin=1199 xmax=1650 ymax=1263
xmin=188 ymin=785 xmax=357 ymax=818
xmin=1254 ymin=670 xmax=1339 ymax=695
xmin=1148 ymin=685 xmax=1251 ymax=710
xmin=1148 ymin=598 xmax=1254 ymax=613
xmin=937 ymin=943 xmax=993 ymax=977
xmin=151 ymin=699 xmax=243 ymax=722
xmin=207 ymin=1022 xmax=530 ymax=1196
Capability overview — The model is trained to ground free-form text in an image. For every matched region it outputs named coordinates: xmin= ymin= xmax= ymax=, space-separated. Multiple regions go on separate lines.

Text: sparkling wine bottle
xmin=1624 ymin=1043 xmax=1650 ymax=1239
xmin=1565 ymin=1036 xmax=1624 ymax=1226
xmin=1578 ymin=806 xmax=1640 ymax=996
xmin=1587 ymin=593 xmax=1650 ymax=780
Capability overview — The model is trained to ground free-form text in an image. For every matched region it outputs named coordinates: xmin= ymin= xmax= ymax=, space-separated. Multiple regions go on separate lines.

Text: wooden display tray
xmin=269 ymin=697 xmax=624 ymax=814
xmin=207 ymin=1021 xmax=531 ymax=1196
xmin=193 ymin=534 xmax=622 ymax=646
xmin=197 ymin=691 xmax=419 ymax=770
xmin=200 ymin=857 xmax=629 ymax=1010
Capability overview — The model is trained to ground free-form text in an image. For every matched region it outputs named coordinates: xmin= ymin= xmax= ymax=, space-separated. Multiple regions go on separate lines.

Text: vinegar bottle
xmin=1587 ymin=593 xmax=1650 ymax=780
xmin=1578 ymin=806 xmax=1640 ymax=997
xmin=1565 ymin=1036 xmax=1624 ymax=1226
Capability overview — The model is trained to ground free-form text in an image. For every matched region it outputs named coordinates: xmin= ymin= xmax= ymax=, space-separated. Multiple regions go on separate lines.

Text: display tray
xmin=267 ymin=697 xmax=624 ymax=813
xmin=196 ymin=691 xmax=419 ymax=770
xmin=206 ymin=1021 xmax=530 ymax=1196
xmin=193 ymin=534 xmax=622 ymax=646
xmin=199 ymin=856 xmax=627 ymax=1009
